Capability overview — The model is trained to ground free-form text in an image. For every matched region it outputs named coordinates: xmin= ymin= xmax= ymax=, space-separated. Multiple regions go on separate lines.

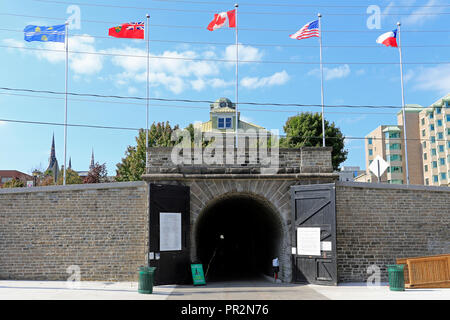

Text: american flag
xmin=126 ymin=22 xmax=145 ymax=31
xmin=289 ymin=20 xmax=320 ymax=40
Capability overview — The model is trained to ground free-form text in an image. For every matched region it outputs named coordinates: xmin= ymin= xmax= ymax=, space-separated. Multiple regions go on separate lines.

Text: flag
xmin=207 ymin=9 xmax=236 ymax=31
xmin=24 ymin=24 xmax=66 ymax=43
xmin=376 ymin=30 xmax=398 ymax=47
xmin=289 ymin=20 xmax=320 ymax=40
xmin=108 ymin=22 xmax=145 ymax=39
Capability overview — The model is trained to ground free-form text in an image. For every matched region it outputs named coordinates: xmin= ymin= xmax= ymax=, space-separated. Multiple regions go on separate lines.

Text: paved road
xmin=0 ymin=280 xmax=448 ymax=300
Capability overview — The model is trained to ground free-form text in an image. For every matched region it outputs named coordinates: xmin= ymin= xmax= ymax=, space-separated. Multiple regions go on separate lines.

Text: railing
xmin=396 ymin=254 xmax=450 ymax=288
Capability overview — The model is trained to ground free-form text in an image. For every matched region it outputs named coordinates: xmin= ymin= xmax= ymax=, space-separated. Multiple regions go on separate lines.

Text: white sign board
xmin=159 ymin=212 xmax=182 ymax=251
xmin=321 ymin=241 xmax=332 ymax=251
xmin=297 ymin=227 xmax=321 ymax=256
xmin=369 ymin=155 xmax=389 ymax=178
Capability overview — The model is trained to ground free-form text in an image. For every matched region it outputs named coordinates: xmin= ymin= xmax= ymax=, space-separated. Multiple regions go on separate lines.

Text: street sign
xmin=190 ymin=263 xmax=206 ymax=286
xmin=369 ymin=155 xmax=389 ymax=181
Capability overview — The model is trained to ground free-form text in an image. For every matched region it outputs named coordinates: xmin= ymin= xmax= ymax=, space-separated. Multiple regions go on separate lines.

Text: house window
xmin=388 ymin=166 xmax=402 ymax=173
xmin=218 ymin=117 xmax=233 ymax=129
xmin=436 ymin=107 xmax=441 ymax=114
xmin=424 ymin=165 xmax=428 ymax=172
xmin=431 ymin=136 xmax=436 ymax=143
xmin=1 ymin=177 xmax=13 ymax=183
xmin=432 ymin=149 xmax=437 ymax=156
xmin=387 ymin=132 xmax=400 ymax=139
xmin=429 ymin=113 xmax=434 ymax=119
xmin=425 ymin=178 xmax=429 ymax=185
xmin=439 ymin=158 xmax=445 ymax=166
xmin=447 ymin=114 xmax=450 ymax=122
xmin=422 ymin=129 xmax=426 ymax=137
xmin=424 ymin=153 xmax=427 ymax=160
xmin=368 ymin=138 xmax=372 ymax=145
xmin=439 ymin=145 xmax=444 ymax=153
xmin=390 ymin=179 xmax=403 ymax=184
xmin=432 ymin=161 xmax=438 ymax=168
xmin=441 ymin=173 xmax=447 ymax=180
xmin=421 ymin=118 xmax=425 ymax=125
xmin=437 ymin=119 xmax=442 ymax=127
xmin=430 ymin=124 xmax=435 ymax=131
xmin=437 ymin=132 xmax=443 ymax=140
xmin=368 ymin=149 xmax=373 ymax=156
xmin=422 ymin=141 xmax=427 ymax=148
xmin=433 ymin=175 xmax=439 ymax=183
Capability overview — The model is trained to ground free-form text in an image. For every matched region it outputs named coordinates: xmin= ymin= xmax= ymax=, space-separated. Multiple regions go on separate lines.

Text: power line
xmin=3 ymin=27 xmax=450 ymax=48
xmin=0 ymin=86 xmax=428 ymax=109
xmin=31 ymin=0 xmax=450 ymax=16
xmin=2 ymin=44 xmax=449 ymax=65
xmin=2 ymin=12 xmax=450 ymax=33
xmin=1 ymin=117 xmax=447 ymax=143
xmin=0 ymin=91 xmax=400 ymax=115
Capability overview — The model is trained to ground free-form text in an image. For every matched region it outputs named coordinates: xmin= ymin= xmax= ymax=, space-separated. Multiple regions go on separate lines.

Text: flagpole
xmin=146 ymin=14 xmax=150 ymax=172
xmin=63 ymin=21 xmax=69 ymax=185
xmin=397 ymin=22 xmax=410 ymax=185
xmin=318 ymin=13 xmax=325 ymax=147
xmin=234 ymin=3 xmax=239 ymax=148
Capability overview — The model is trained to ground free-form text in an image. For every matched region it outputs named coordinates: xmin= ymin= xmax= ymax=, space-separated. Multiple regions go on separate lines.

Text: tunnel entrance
xmin=195 ymin=193 xmax=283 ymax=282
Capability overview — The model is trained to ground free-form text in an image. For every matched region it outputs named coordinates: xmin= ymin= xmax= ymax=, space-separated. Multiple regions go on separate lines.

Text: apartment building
xmin=356 ymin=93 xmax=449 ymax=186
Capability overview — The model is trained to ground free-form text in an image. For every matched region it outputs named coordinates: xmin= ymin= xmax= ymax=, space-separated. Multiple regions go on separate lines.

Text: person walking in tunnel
xmin=272 ymin=257 xmax=279 ymax=282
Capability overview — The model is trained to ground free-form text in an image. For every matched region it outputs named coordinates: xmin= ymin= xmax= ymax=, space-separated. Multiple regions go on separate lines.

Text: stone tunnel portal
xmin=195 ymin=193 xmax=284 ymax=282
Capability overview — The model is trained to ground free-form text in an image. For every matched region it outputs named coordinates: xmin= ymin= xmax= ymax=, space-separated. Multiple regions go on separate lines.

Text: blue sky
xmin=0 ymin=0 xmax=449 ymax=175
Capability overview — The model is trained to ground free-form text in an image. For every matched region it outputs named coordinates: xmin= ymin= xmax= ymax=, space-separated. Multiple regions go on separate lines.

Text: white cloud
xmin=308 ymin=64 xmax=351 ymax=81
xmin=410 ymin=64 xmax=450 ymax=95
xmin=3 ymin=35 xmax=103 ymax=76
xmin=240 ymin=70 xmax=290 ymax=89
xmin=224 ymin=44 xmax=264 ymax=64
xmin=401 ymin=0 xmax=445 ymax=26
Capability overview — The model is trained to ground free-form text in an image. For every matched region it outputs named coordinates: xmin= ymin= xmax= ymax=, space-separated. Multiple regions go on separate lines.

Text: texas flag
xmin=376 ymin=29 xmax=398 ymax=47
xmin=207 ymin=9 xmax=236 ymax=31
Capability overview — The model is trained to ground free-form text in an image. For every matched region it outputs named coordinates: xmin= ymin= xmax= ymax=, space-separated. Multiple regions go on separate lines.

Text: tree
xmin=57 ymin=168 xmax=83 ymax=185
xmin=2 ymin=178 xmax=25 ymax=188
xmin=84 ymin=162 xmax=108 ymax=184
xmin=115 ymin=121 xmax=181 ymax=182
xmin=280 ymin=112 xmax=348 ymax=170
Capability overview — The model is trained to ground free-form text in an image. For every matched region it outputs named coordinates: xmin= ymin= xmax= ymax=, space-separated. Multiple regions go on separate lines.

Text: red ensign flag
xmin=108 ymin=22 xmax=145 ymax=39
xmin=207 ymin=10 xmax=236 ymax=31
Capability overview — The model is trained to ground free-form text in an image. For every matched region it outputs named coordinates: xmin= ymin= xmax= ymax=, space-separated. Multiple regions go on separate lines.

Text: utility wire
xmin=150 ymin=0 xmax=450 ymax=9
xmin=0 ymin=86 xmax=428 ymax=109
xmin=3 ymin=27 xmax=450 ymax=48
xmin=0 ymin=91 xmax=401 ymax=115
xmin=1 ymin=117 xmax=447 ymax=143
xmin=2 ymin=44 xmax=449 ymax=65
xmin=1 ymin=12 xmax=450 ymax=33
xmin=31 ymin=0 xmax=450 ymax=16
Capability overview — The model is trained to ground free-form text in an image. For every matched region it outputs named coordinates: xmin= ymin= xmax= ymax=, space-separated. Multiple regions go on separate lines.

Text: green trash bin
xmin=138 ymin=266 xmax=156 ymax=294
xmin=387 ymin=264 xmax=405 ymax=291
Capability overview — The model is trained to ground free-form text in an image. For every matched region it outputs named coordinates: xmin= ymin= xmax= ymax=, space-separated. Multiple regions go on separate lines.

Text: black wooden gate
xmin=290 ymin=183 xmax=337 ymax=285
xmin=148 ymin=183 xmax=191 ymax=285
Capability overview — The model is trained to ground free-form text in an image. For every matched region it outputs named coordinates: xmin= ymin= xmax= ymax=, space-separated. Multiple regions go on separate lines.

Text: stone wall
xmin=335 ymin=181 xmax=450 ymax=282
xmin=147 ymin=147 xmax=333 ymax=174
xmin=0 ymin=182 xmax=148 ymax=281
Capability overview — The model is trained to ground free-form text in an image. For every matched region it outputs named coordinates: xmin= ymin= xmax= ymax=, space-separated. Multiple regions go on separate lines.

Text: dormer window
xmin=218 ymin=117 xmax=233 ymax=129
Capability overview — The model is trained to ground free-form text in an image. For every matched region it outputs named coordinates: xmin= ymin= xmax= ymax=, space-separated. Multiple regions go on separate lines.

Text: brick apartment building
xmin=0 ymin=170 xmax=33 ymax=188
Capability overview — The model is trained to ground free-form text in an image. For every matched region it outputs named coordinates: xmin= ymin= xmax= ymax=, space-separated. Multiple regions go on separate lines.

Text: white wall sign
xmin=297 ymin=227 xmax=321 ymax=256
xmin=321 ymin=241 xmax=332 ymax=251
xmin=159 ymin=212 xmax=182 ymax=251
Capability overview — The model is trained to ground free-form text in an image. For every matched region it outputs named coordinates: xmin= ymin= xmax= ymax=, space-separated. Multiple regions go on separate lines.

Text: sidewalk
xmin=0 ymin=280 xmax=448 ymax=300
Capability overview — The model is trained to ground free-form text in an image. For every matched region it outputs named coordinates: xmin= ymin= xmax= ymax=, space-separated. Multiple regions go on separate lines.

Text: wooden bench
xmin=396 ymin=254 xmax=450 ymax=288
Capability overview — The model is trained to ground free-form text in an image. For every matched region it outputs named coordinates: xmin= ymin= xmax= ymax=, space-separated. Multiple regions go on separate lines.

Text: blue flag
xmin=24 ymin=24 xmax=66 ymax=43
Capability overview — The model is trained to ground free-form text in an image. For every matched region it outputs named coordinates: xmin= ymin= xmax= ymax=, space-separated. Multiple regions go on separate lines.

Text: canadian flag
xmin=207 ymin=9 xmax=236 ymax=31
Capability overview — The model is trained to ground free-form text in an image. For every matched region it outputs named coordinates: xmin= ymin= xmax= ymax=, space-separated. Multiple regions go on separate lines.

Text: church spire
xmin=49 ymin=133 xmax=56 ymax=164
xmin=90 ymin=149 xmax=95 ymax=169
xmin=68 ymin=157 xmax=72 ymax=170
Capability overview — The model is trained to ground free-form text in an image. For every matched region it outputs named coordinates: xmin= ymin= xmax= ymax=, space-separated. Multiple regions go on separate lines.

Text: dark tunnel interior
xmin=195 ymin=194 xmax=283 ymax=282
